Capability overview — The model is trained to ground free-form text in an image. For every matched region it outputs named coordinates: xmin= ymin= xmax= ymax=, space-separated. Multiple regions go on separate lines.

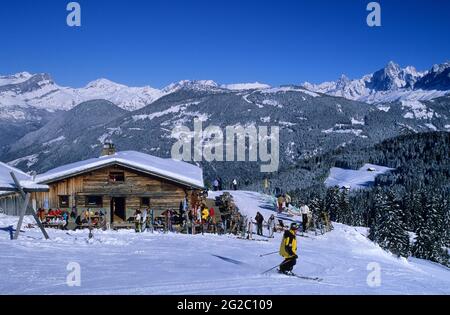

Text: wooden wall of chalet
xmin=33 ymin=165 xmax=193 ymax=219
xmin=0 ymin=193 xmax=31 ymax=216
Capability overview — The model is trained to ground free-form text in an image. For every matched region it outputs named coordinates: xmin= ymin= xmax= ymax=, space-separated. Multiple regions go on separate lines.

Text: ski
xmin=289 ymin=273 xmax=323 ymax=282
xmin=236 ymin=237 xmax=269 ymax=242
xmin=265 ymin=269 xmax=323 ymax=282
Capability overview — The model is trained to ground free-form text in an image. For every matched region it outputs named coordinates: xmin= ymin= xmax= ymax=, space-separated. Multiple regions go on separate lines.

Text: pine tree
xmin=369 ymin=188 xmax=388 ymax=243
xmin=325 ymin=186 xmax=340 ymax=222
xmin=309 ymin=196 xmax=323 ymax=232
xmin=412 ymin=191 xmax=449 ymax=266
xmin=370 ymin=189 xmax=410 ymax=257
xmin=338 ymin=188 xmax=352 ymax=225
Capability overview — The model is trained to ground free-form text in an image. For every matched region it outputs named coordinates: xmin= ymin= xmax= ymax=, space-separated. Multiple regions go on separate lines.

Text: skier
xmin=232 ymin=178 xmax=238 ymax=191
xmin=134 ymin=209 xmax=142 ymax=233
xmin=267 ymin=214 xmax=276 ymax=238
xmin=285 ymin=193 xmax=292 ymax=208
xmin=300 ymin=204 xmax=311 ymax=232
xmin=245 ymin=217 xmax=252 ymax=239
xmin=277 ymin=195 xmax=285 ymax=213
xmin=201 ymin=206 xmax=210 ymax=234
xmin=255 ymin=212 xmax=264 ymax=236
xmin=278 ymin=223 xmax=299 ymax=275
xmin=213 ymin=178 xmax=219 ymax=191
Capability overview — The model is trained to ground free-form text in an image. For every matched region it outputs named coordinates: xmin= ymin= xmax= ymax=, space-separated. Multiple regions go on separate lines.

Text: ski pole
xmin=261 ymin=259 xmax=291 ymax=274
xmin=259 ymin=251 xmax=278 ymax=258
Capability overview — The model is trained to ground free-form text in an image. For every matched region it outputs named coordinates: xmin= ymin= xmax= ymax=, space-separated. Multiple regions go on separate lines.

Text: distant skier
xmin=267 ymin=214 xmax=276 ymax=238
xmin=213 ymin=178 xmax=219 ymax=191
xmin=278 ymin=222 xmax=299 ymax=275
xmin=255 ymin=212 xmax=264 ymax=236
xmin=232 ymin=178 xmax=238 ymax=191
xmin=134 ymin=209 xmax=142 ymax=233
xmin=285 ymin=193 xmax=292 ymax=208
xmin=300 ymin=204 xmax=311 ymax=232
xmin=277 ymin=195 xmax=285 ymax=213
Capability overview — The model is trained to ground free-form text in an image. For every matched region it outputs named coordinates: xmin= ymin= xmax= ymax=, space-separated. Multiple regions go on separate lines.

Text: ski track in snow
xmin=0 ymin=191 xmax=449 ymax=295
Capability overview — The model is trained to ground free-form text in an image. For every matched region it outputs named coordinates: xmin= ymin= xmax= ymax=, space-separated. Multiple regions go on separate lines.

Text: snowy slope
xmin=325 ymin=164 xmax=394 ymax=190
xmin=222 ymin=82 xmax=271 ymax=91
xmin=0 ymin=191 xmax=449 ymax=295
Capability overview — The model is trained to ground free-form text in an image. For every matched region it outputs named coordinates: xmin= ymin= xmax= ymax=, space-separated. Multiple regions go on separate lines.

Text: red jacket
xmin=209 ymin=208 xmax=215 ymax=217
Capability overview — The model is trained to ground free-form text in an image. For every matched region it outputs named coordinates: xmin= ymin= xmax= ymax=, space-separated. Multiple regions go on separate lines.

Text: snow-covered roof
xmin=35 ymin=151 xmax=205 ymax=189
xmin=0 ymin=162 xmax=49 ymax=192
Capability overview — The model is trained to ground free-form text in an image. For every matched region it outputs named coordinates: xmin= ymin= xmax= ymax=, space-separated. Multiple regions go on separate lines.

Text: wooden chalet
xmin=1 ymin=143 xmax=205 ymax=227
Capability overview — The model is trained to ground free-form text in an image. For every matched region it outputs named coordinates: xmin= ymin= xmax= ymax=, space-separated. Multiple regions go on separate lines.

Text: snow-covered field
xmin=0 ymin=191 xmax=449 ymax=295
xmin=325 ymin=164 xmax=394 ymax=191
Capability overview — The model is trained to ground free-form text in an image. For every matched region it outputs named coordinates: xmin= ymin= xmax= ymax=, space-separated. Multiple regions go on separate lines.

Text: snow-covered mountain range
xmin=0 ymin=72 xmax=272 ymax=113
xmin=0 ymin=73 xmax=164 ymax=112
xmin=1 ymin=61 xmax=449 ymax=114
xmin=303 ymin=61 xmax=450 ymax=104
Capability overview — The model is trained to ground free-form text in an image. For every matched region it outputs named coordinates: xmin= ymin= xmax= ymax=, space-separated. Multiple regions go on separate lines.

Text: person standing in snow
xmin=232 ymin=178 xmax=238 ymax=191
xmin=277 ymin=195 xmax=285 ymax=213
xmin=279 ymin=223 xmax=299 ymax=275
xmin=218 ymin=177 xmax=223 ymax=191
xmin=201 ymin=206 xmax=210 ymax=234
xmin=245 ymin=217 xmax=252 ymax=239
xmin=213 ymin=178 xmax=219 ymax=191
xmin=267 ymin=214 xmax=276 ymax=238
xmin=285 ymin=193 xmax=292 ymax=208
xmin=134 ymin=209 xmax=142 ymax=233
xmin=300 ymin=204 xmax=311 ymax=232
xmin=255 ymin=212 xmax=265 ymax=236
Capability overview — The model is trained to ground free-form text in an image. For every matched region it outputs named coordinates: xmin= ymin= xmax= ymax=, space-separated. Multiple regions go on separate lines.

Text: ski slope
xmin=0 ymin=191 xmax=449 ymax=295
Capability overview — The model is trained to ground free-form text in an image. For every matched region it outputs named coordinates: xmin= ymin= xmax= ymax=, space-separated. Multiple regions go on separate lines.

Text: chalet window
xmin=85 ymin=196 xmax=103 ymax=208
xmin=141 ymin=197 xmax=151 ymax=208
xmin=59 ymin=195 xmax=70 ymax=208
xmin=109 ymin=172 xmax=125 ymax=183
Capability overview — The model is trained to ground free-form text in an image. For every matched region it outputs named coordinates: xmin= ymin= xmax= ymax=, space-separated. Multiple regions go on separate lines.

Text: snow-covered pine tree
xmin=378 ymin=190 xmax=410 ymax=257
xmin=412 ymin=191 xmax=449 ymax=266
xmin=309 ymin=196 xmax=323 ymax=232
xmin=368 ymin=188 xmax=388 ymax=243
xmin=338 ymin=188 xmax=352 ymax=225
xmin=325 ymin=186 xmax=340 ymax=222
xmin=443 ymin=196 xmax=450 ymax=249
xmin=369 ymin=188 xmax=410 ymax=257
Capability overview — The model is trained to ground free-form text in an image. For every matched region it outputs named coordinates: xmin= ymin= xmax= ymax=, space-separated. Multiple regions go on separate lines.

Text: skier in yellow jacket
xmin=279 ymin=222 xmax=299 ymax=275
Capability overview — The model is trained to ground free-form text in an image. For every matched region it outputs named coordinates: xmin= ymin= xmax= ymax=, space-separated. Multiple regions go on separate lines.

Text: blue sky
xmin=0 ymin=0 xmax=449 ymax=88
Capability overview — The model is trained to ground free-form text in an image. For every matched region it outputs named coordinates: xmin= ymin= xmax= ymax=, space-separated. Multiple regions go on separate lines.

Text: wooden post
xmin=14 ymin=193 xmax=30 ymax=240
xmin=10 ymin=172 xmax=49 ymax=240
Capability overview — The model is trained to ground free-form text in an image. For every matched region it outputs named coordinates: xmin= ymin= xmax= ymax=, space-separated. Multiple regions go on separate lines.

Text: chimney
xmin=101 ymin=139 xmax=116 ymax=157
